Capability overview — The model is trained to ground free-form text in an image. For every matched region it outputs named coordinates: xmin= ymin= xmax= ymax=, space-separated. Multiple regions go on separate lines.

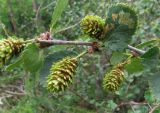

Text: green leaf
xmin=142 ymin=47 xmax=159 ymax=59
xmin=125 ymin=58 xmax=144 ymax=74
xmin=22 ymin=43 xmax=44 ymax=73
xmin=107 ymin=100 xmax=117 ymax=110
xmin=144 ymin=89 xmax=156 ymax=103
xmin=106 ymin=3 xmax=138 ymax=36
xmin=0 ymin=35 xmax=3 ymax=39
xmin=50 ymin=0 xmax=68 ymax=32
xmin=6 ymin=43 xmax=44 ymax=73
xmin=136 ymin=39 xmax=160 ymax=49
xmin=141 ymin=47 xmax=160 ymax=69
xmin=110 ymin=52 xmax=128 ymax=65
xmin=105 ymin=32 xmax=131 ymax=51
xmin=5 ymin=56 xmax=23 ymax=71
xmin=148 ymin=72 xmax=160 ymax=101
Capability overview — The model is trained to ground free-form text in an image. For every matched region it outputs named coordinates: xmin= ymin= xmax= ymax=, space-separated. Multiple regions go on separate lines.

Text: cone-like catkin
xmin=47 ymin=57 xmax=78 ymax=92
xmin=103 ymin=63 xmax=124 ymax=91
xmin=80 ymin=15 xmax=105 ymax=39
xmin=0 ymin=38 xmax=24 ymax=67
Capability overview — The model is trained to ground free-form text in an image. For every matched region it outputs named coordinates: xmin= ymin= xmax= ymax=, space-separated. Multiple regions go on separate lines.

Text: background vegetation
xmin=0 ymin=0 xmax=160 ymax=113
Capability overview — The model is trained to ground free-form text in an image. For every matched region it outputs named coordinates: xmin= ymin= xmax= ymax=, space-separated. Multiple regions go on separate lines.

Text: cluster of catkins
xmin=0 ymin=4 xmax=137 ymax=92
xmin=47 ymin=3 xmax=138 ymax=92
xmin=0 ymin=3 xmax=137 ymax=93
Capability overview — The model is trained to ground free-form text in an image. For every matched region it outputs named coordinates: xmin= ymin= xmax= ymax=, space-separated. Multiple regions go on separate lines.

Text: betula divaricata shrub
xmin=0 ymin=3 xmax=139 ymax=93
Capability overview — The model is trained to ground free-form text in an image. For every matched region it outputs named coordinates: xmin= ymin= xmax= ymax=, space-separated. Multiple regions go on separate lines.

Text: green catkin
xmin=0 ymin=38 xmax=25 ymax=67
xmin=80 ymin=15 xmax=105 ymax=39
xmin=47 ymin=57 xmax=78 ymax=92
xmin=103 ymin=63 xmax=125 ymax=91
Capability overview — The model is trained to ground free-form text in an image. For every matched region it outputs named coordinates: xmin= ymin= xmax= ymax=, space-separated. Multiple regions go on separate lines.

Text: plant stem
xmin=54 ymin=22 xmax=80 ymax=34
xmin=23 ymin=39 xmax=35 ymax=44
xmin=75 ymin=51 xmax=88 ymax=59
xmin=149 ymin=104 xmax=160 ymax=113
xmin=36 ymin=39 xmax=93 ymax=46
xmin=33 ymin=38 xmax=146 ymax=55
xmin=113 ymin=101 xmax=148 ymax=112
xmin=127 ymin=45 xmax=146 ymax=55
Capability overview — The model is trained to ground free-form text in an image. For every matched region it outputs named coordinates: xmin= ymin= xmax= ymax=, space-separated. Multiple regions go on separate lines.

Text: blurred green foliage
xmin=0 ymin=0 xmax=160 ymax=113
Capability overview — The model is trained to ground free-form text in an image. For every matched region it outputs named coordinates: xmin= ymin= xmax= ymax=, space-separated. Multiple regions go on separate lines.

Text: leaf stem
xmin=23 ymin=39 xmax=35 ymax=44
xmin=75 ymin=51 xmax=88 ymax=59
xmin=54 ymin=22 xmax=80 ymax=34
